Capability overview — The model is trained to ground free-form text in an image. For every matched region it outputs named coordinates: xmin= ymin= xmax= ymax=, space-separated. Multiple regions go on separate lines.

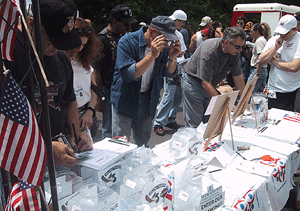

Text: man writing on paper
xmin=4 ymin=0 xmax=93 ymax=167
xmin=182 ymin=26 xmax=246 ymax=128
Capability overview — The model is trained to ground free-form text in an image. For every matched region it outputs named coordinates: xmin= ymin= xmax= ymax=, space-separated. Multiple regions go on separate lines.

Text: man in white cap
xmin=258 ymin=15 xmax=300 ymax=111
xmin=189 ymin=15 xmax=212 ymax=53
xmin=199 ymin=16 xmax=212 ymax=29
xmin=153 ymin=10 xmax=187 ymax=136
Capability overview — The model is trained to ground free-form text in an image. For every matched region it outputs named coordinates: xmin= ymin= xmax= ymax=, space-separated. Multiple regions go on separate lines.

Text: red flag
xmin=4 ymin=179 xmax=40 ymax=211
xmin=0 ymin=72 xmax=46 ymax=186
xmin=0 ymin=0 xmax=21 ymax=61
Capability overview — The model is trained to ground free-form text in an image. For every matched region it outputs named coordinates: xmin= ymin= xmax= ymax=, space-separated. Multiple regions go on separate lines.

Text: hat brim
xmin=199 ymin=22 xmax=207 ymax=27
xmin=122 ymin=16 xmax=138 ymax=24
xmin=161 ymin=30 xmax=179 ymax=41
xmin=274 ymin=26 xmax=290 ymax=35
xmin=46 ymin=28 xmax=82 ymax=50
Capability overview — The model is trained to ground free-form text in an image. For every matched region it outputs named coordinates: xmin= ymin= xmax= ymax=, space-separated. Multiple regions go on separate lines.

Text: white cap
xmin=199 ymin=16 xmax=212 ymax=27
xmin=169 ymin=10 xmax=187 ymax=21
xmin=274 ymin=14 xmax=297 ymax=34
xmin=139 ymin=22 xmax=147 ymax=27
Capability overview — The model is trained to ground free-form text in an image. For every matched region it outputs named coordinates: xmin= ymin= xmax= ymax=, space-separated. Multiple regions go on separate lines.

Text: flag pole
xmin=20 ymin=15 xmax=49 ymax=87
xmin=30 ymin=0 xmax=60 ymax=210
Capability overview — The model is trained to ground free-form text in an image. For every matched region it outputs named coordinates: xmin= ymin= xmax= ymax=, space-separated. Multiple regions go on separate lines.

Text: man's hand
xmin=169 ymin=40 xmax=182 ymax=60
xmin=52 ymin=142 xmax=77 ymax=168
xmin=69 ymin=132 xmax=93 ymax=152
xmin=150 ymin=35 xmax=168 ymax=58
xmin=79 ymin=110 xmax=93 ymax=132
xmin=275 ymin=37 xmax=284 ymax=49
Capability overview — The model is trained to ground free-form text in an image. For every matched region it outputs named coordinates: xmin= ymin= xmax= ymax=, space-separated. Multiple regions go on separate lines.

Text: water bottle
xmin=120 ymin=165 xmax=169 ymax=210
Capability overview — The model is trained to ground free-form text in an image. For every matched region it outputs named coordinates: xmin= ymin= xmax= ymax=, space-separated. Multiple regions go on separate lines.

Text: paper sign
xmin=199 ymin=186 xmax=224 ymax=211
xmin=178 ymin=189 xmax=189 ymax=202
xmin=205 ymin=96 xmax=218 ymax=116
xmin=208 ymin=143 xmax=235 ymax=168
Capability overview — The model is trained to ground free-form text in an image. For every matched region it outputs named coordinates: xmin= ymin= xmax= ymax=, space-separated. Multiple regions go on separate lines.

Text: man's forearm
xmin=64 ymin=100 xmax=80 ymax=138
xmin=258 ymin=47 xmax=277 ymax=65
xmin=201 ymin=80 xmax=219 ymax=98
xmin=135 ymin=52 xmax=156 ymax=78
xmin=232 ymin=74 xmax=245 ymax=97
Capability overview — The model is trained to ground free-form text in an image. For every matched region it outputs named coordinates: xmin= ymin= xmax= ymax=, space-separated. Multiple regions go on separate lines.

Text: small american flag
xmin=283 ymin=113 xmax=300 ymax=123
xmin=0 ymin=0 xmax=21 ymax=61
xmin=4 ymin=179 xmax=40 ymax=211
xmin=0 ymin=72 xmax=46 ymax=186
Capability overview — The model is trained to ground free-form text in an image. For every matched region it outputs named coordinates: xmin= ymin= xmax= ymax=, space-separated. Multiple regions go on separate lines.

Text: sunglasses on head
xmin=76 ymin=27 xmax=92 ymax=36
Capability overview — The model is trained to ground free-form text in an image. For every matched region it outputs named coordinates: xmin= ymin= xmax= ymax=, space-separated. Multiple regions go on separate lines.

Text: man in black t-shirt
xmin=93 ymin=4 xmax=137 ymax=139
xmin=4 ymin=0 xmax=92 ymax=167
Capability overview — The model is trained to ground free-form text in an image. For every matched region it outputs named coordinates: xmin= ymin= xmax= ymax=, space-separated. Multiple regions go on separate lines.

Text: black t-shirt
xmin=93 ymin=27 xmax=121 ymax=89
xmin=4 ymin=30 xmax=76 ymax=137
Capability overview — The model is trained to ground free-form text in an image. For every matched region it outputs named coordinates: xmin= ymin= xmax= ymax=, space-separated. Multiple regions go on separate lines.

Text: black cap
xmin=111 ymin=4 xmax=137 ymax=24
xmin=295 ymin=11 xmax=300 ymax=21
xmin=40 ymin=0 xmax=82 ymax=50
xmin=150 ymin=16 xmax=178 ymax=41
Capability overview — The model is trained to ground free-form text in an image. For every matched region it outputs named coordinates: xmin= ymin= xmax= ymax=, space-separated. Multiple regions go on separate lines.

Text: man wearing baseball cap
xmin=4 ymin=0 xmax=92 ymax=167
xmin=199 ymin=16 xmax=212 ymax=29
xmin=110 ymin=16 xmax=181 ymax=146
xmin=258 ymin=15 xmax=300 ymax=111
xmin=153 ymin=10 xmax=187 ymax=136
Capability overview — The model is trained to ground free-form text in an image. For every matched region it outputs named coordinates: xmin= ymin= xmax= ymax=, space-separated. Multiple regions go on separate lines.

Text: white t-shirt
xmin=196 ymin=31 xmax=203 ymax=48
xmin=72 ymin=60 xmax=92 ymax=107
xmin=251 ymin=36 xmax=267 ymax=67
xmin=263 ymin=32 xmax=300 ymax=93
xmin=141 ymin=47 xmax=155 ymax=93
xmin=175 ymin=30 xmax=187 ymax=63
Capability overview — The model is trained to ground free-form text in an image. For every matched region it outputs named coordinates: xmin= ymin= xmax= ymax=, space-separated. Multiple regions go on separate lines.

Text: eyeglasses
xmin=236 ymin=21 xmax=244 ymax=25
xmin=228 ymin=40 xmax=244 ymax=50
xmin=76 ymin=27 xmax=92 ymax=36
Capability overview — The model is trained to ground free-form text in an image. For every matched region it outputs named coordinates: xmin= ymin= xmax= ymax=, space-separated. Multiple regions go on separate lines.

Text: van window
xmin=244 ymin=13 xmax=261 ymax=24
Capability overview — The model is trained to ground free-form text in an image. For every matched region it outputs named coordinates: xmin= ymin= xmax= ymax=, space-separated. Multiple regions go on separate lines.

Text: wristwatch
xmin=87 ymin=107 xmax=96 ymax=116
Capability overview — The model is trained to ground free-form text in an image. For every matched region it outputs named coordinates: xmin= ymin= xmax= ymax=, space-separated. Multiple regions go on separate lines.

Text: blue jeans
xmin=247 ymin=67 xmax=268 ymax=93
xmin=241 ymin=56 xmax=250 ymax=83
xmin=112 ymin=91 xmax=152 ymax=147
xmin=181 ymin=73 xmax=210 ymax=128
xmin=102 ymin=86 xmax=112 ymax=139
xmin=154 ymin=77 xmax=181 ymax=127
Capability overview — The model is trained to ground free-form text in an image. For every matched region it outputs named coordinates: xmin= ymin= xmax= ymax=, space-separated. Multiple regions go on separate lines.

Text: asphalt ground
xmin=93 ymin=89 xmax=185 ymax=148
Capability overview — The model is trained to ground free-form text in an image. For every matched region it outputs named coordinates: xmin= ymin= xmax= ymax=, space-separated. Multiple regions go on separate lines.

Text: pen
xmin=208 ymin=169 xmax=222 ymax=173
xmin=108 ymin=139 xmax=130 ymax=146
xmin=275 ymin=120 xmax=281 ymax=125
xmin=236 ymin=151 xmax=247 ymax=160
xmin=260 ymin=126 xmax=268 ymax=133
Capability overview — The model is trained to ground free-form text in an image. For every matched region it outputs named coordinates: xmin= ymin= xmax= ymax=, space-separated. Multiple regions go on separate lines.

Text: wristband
xmin=87 ymin=107 xmax=96 ymax=115
xmin=256 ymin=73 xmax=260 ymax=76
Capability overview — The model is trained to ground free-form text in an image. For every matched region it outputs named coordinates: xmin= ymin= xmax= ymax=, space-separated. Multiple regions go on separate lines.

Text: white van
xmin=231 ymin=3 xmax=300 ymax=34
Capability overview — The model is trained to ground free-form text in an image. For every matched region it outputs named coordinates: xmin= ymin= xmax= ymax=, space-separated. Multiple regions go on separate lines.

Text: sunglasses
xmin=228 ymin=40 xmax=244 ymax=50
xmin=76 ymin=27 xmax=92 ymax=36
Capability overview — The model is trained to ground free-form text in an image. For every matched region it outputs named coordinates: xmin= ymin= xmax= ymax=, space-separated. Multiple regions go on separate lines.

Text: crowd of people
xmin=3 ymin=0 xmax=300 ymax=169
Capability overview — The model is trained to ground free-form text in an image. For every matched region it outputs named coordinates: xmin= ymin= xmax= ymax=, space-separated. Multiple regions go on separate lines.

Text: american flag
xmin=0 ymin=72 xmax=46 ymax=186
xmin=283 ymin=113 xmax=300 ymax=123
xmin=0 ymin=0 xmax=21 ymax=61
xmin=4 ymin=179 xmax=40 ymax=211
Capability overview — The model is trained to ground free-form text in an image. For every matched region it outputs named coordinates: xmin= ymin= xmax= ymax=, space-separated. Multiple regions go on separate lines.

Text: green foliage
xmin=73 ymin=0 xmax=299 ymax=33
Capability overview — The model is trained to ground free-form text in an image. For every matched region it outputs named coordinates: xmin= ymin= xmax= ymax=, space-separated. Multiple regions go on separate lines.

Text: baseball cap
xmin=39 ymin=0 xmax=81 ymax=50
xmin=274 ymin=14 xmax=297 ymax=34
xmin=150 ymin=16 xmax=179 ymax=41
xmin=199 ymin=16 xmax=212 ymax=27
xmin=169 ymin=10 xmax=187 ymax=21
xmin=202 ymin=28 xmax=215 ymax=38
xmin=111 ymin=4 xmax=137 ymax=24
